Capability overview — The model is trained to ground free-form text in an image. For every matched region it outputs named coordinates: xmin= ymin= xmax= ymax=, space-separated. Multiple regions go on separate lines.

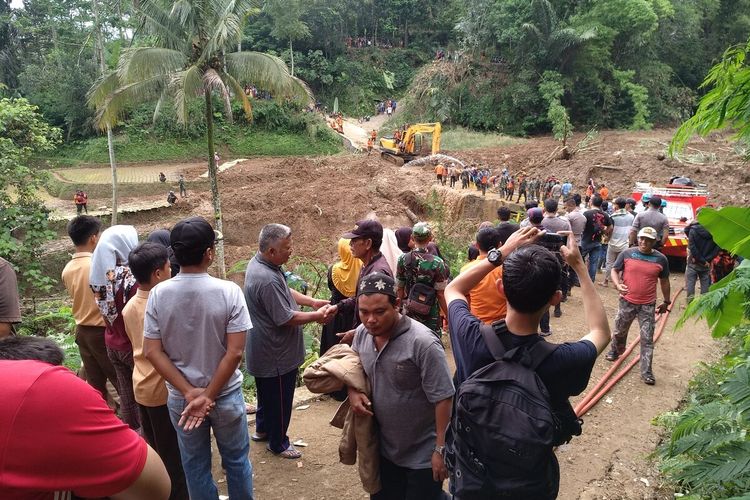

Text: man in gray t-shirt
xmin=143 ymin=216 xmax=254 ymax=499
xmin=630 ymin=196 xmax=669 ymax=248
xmin=348 ymin=273 xmax=454 ymax=499
xmin=243 ymin=224 xmax=333 ymax=459
xmin=563 ymin=197 xmax=586 ymax=246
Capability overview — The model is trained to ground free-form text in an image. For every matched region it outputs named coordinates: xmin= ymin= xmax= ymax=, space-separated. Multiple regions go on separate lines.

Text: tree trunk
xmin=289 ymin=39 xmax=294 ymax=76
xmin=92 ymin=0 xmax=119 ymax=225
xmin=205 ymin=90 xmax=226 ymax=278
xmin=106 ymin=125 xmax=118 ymax=224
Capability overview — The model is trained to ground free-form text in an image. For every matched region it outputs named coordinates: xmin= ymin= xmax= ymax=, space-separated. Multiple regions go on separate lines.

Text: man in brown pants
xmin=62 ymin=215 xmax=119 ymax=401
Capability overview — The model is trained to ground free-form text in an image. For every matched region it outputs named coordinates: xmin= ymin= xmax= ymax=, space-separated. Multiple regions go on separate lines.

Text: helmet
xmin=642 ymin=193 xmax=651 ymax=203
xmin=661 ymin=199 xmax=667 ymax=208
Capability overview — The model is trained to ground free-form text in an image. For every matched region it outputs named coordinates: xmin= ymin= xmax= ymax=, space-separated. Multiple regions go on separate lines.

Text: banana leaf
xmin=699 ymin=207 xmax=750 ymax=259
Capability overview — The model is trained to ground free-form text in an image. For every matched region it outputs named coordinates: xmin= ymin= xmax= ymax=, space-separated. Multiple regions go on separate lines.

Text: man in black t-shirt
xmin=581 ymin=195 xmax=613 ymax=282
xmin=445 ymin=227 xmax=611 ymax=498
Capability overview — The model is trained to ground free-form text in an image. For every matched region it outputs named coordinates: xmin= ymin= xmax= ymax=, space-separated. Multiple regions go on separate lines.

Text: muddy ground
xmin=48 ymin=129 xmax=748 ymax=263
xmin=238 ymin=274 xmax=717 ymax=500
xmin=44 ymin=128 xmax=741 ymax=498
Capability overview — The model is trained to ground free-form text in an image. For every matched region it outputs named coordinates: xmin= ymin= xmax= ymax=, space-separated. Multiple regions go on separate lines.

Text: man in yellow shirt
xmin=61 ymin=216 xmax=118 ymax=401
xmin=458 ymin=227 xmax=507 ymax=324
xmin=124 ymin=241 xmax=188 ymax=499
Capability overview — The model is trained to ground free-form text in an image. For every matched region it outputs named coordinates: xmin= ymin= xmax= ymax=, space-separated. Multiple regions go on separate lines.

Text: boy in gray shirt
xmin=144 ymin=217 xmax=254 ymax=500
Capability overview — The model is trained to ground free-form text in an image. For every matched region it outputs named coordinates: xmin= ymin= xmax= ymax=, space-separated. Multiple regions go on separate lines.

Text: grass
xmin=44 ymin=125 xmax=344 ymax=167
xmin=377 ymin=115 xmax=524 ymax=150
xmin=440 ymin=126 xmax=525 ymax=150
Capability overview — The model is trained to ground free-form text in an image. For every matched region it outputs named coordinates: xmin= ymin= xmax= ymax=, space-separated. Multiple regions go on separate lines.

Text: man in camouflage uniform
xmin=396 ymin=223 xmax=449 ymax=335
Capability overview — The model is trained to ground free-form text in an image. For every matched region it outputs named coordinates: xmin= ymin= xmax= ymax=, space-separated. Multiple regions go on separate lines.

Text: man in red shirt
xmin=607 ymin=227 xmax=672 ymax=385
xmin=0 ymin=336 xmax=170 ymax=499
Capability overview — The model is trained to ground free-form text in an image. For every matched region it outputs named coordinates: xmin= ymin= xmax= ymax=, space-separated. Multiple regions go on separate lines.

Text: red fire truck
xmin=631 ymin=182 xmax=709 ymax=266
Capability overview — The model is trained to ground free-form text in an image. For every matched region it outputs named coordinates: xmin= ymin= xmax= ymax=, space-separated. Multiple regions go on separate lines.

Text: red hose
xmin=574 ymin=288 xmax=684 ymax=417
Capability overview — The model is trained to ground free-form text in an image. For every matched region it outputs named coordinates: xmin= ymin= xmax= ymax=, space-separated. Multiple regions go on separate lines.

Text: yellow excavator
xmin=379 ymin=122 xmax=441 ymax=166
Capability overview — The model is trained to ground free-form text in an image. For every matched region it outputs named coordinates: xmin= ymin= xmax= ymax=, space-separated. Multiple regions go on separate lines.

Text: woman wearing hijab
xmin=90 ymin=225 xmax=141 ymax=432
xmin=320 ymin=239 xmax=362 ymax=358
xmin=146 ymin=229 xmax=180 ymax=277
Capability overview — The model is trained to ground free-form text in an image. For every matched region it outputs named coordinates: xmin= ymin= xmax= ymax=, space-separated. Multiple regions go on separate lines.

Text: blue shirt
xmin=561 ymin=182 xmax=573 ymax=197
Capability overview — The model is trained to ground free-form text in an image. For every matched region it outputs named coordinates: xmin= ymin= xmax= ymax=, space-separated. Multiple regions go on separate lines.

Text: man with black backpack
xmin=443 ymin=226 xmax=611 ymax=499
xmin=396 ymin=222 xmax=449 ymax=336
xmin=580 ymin=195 xmax=613 ymax=282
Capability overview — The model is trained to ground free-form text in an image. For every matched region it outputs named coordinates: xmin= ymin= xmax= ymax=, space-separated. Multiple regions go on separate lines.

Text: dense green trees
xmin=670 ymin=36 xmax=750 ymax=154
xmin=1 ymin=0 xmax=749 ymax=139
xmin=0 ymin=97 xmax=60 ymax=298
xmin=89 ymin=0 xmax=311 ymax=276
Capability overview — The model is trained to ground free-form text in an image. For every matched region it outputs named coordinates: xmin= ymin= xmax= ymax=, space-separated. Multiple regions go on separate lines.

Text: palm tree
xmin=521 ymin=0 xmax=596 ymax=72
xmin=88 ymin=0 xmax=311 ymax=277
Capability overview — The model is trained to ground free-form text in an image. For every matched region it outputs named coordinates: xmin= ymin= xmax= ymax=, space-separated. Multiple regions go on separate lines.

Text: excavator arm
xmin=379 ymin=122 xmax=441 ymax=165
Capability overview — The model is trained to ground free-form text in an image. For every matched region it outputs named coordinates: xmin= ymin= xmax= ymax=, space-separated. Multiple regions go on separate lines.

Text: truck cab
xmin=631 ymin=182 xmax=709 ymax=268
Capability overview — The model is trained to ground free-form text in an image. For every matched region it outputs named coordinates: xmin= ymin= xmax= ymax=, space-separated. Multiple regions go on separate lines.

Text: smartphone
xmin=539 ymin=232 xmax=566 ymax=252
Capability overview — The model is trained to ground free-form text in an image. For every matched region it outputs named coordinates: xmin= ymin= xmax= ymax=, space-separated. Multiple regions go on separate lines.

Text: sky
xmin=10 ymin=0 xmax=23 ymax=8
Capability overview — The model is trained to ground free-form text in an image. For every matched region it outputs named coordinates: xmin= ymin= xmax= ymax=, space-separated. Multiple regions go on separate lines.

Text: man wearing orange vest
xmin=599 ymin=183 xmax=609 ymax=200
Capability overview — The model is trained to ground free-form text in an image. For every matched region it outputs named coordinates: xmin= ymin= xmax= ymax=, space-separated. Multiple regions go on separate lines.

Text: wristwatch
xmin=433 ymin=445 xmax=445 ymax=455
xmin=487 ymin=248 xmax=503 ymax=267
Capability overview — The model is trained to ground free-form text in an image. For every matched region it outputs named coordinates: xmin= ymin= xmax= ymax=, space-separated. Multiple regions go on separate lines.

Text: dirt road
xmin=43 ymin=129 xmax=732 ymax=498
xmin=225 ymin=274 xmax=716 ymax=499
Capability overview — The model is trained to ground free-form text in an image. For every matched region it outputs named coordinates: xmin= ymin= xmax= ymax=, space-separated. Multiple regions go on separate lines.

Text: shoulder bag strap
xmin=525 ymin=340 xmax=559 ymax=370
xmin=480 ymin=323 xmax=507 ymax=361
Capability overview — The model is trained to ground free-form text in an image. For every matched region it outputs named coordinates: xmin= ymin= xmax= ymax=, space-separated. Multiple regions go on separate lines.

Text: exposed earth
xmin=240 ymin=278 xmax=717 ymax=500
xmin=43 ymin=128 xmax=743 ymax=498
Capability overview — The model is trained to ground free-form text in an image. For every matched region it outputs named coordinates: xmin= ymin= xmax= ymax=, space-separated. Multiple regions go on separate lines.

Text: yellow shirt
xmin=61 ymin=252 xmax=106 ymax=327
xmin=123 ymin=288 xmax=168 ymax=407
xmin=459 ymin=257 xmax=507 ymax=324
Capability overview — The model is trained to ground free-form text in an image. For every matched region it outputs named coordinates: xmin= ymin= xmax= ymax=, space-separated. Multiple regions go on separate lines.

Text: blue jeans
xmin=168 ymin=388 xmax=253 ymax=500
xmin=580 ymin=241 xmax=603 ymax=282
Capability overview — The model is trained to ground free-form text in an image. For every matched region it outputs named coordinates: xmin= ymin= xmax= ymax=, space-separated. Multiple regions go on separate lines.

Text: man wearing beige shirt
xmin=61 ymin=216 xmax=118 ymax=401
xmin=124 ymin=241 xmax=188 ymax=500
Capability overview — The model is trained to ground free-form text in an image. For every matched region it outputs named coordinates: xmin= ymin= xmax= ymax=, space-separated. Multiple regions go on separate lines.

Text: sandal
xmin=605 ymin=351 xmax=619 ymax=362
xmin=643 ymin=375 xmax=656 ymax=385
xmin=246 ymin=403 xmax=257 ymax=415
xmin=250 ymin=432 xmax=268 ymax=442
xmin=269 ymin=444 xmax=302 ymax=459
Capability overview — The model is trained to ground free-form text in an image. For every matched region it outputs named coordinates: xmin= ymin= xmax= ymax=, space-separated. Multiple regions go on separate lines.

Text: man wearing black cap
xmin=144 ymin=216 xmax=255 ymax=499
xmin=347 ymin=273 xmax=454 ymax=499
xmin=335 ymin=219 xmax=394 ymax=344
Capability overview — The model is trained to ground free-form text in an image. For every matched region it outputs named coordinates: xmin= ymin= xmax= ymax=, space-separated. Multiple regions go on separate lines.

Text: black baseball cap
xmin=170 ymin=217 xmax=223 ymax=253
xmin=342 ymin=219 xmax=383 ymax=241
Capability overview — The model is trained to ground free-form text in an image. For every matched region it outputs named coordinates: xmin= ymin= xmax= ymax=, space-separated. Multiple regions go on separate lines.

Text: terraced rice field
xmin=54 ymin=164 xmax=189 ymax=184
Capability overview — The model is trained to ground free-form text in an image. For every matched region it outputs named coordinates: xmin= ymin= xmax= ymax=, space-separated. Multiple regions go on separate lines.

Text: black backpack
xmin=402 ymin=251 xmax=437 ymax=317
xmin=444 ymin=323 xmax=562 ymax=499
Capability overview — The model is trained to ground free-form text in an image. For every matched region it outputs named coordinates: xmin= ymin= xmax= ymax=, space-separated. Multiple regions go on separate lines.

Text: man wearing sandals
xmin=243 ymin=224 xmax=335 ymax=459
xmin=607 ymin=227 xmax=671 ymax=385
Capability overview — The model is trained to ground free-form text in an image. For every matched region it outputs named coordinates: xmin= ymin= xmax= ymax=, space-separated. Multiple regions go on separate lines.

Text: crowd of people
xmin=375 ymin=99 xmax=397 ymax=117
xmin=345 ymin=37 xmax=402 ymax=49
xmin=0 ymin=178 xmax=739 ymax=499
